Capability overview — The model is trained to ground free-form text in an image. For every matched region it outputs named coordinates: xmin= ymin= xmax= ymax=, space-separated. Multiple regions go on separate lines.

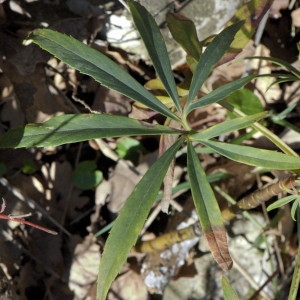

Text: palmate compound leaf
xmin=187 ymin=141 xmax=233 ymax=272
xmin=0 ymin=114 xmax=183 ymax=148
xmin=27 ymin=28 xmax=180 ymax=122
xmin=97 ymin=137 xmax=184 ymax=300
xmin=219 ymin=99 xmax=299 ymax=157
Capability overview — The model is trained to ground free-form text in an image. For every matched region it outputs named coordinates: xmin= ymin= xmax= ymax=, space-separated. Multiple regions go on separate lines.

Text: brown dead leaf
xmin=291 ymin=8 xmax=300 ymax=27
xmin=159 ymin=118 xmax=181 ymax=213
xmin=107 ymin=160 xmax=142 ymax=214
xmin=2 ymin=59 xmax=72 ymax=123
xmin=92 ymin=85 xmax=131 ymax=115
xmin=204 ymin=226 xmax=233 ymax=272
xmin=0 ymin=72 xmax=13 ymax=100
xmin=0 ymin=264 xmax=17 ymax=299
xmin=207 ymin=160 xmax=256 ymax=208
xmin=28 ymin=231 xmax=64 ymax=276
xmin=270 ymin=0 xmax=289 ymax=18
xmin=107 ymin=152 xmax=157 ymax=214
xmin=45 ymin=160 xmax=89 ymax=220
xmin=108 ymin=270 xmax=148 ymax=300
xmin=69 ymin=235 xmax=100 ymax=299
xmin=129 ymin=104 xmax=159 ymax=120
xmin=0 ymin=95 xmax=25 ymax=129
xmin=0 ymin=232 xmax=23 ymax=277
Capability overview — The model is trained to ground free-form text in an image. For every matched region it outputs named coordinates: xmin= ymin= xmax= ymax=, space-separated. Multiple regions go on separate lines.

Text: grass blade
xmin=267 ymin=195 xmax=298 ymax=212
xmin=97 ymin=137 xmax=184 ymax=300
xmin=288 ymin=245 xmax=300 ymax=300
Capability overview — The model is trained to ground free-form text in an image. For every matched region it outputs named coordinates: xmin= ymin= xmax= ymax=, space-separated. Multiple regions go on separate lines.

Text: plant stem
xmin=288 ymin=244 xmax=300 ymax=300
xmin=219 ymin=100 xmax=299 ymax=158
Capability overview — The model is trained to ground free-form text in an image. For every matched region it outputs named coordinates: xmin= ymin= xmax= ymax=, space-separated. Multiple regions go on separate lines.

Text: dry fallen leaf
xmin=291 ymin=8 xmax=300 ymax=27
xmin=69 ymin=235 xmax=100 ymax=299
xmin=108 ymin=270 xmax=148 ymax=300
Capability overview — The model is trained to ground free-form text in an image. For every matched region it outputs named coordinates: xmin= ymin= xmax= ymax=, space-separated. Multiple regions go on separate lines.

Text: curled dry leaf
xmin=69 ymin=235 xmax=100 ymax=299
xmin=204 ymin=225 xmax=233 ymax=272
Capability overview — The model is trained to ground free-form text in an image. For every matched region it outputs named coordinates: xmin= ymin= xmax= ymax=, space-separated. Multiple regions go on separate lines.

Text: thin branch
xmin=0 ymin=197 xmax=57 ymax=235
xmin=0 ymin=178 xmax=70 ymax=236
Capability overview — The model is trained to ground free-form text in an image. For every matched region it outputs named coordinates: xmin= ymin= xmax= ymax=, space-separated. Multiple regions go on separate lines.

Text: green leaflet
xmin=97 ymin=137 xmax=184 ymax=299
xmin=222 ymin=276 xmax=240 ymax=300
xmin=200 ymin=139 xmax=300 ymax=170
xmin=190 ymin=112 xmax=266 ymax=140
xmin=187 ymin=141 xmax=232 ymax=272
xmin=128 ymin=1 xmax=181 ymax=112
xmin=186 ymin=21 xmax=244 ymax=107
xmin=27 ymin=28 xmax=179 ymax=121
xmin=0 ymin=114 xmax=182 ymax=148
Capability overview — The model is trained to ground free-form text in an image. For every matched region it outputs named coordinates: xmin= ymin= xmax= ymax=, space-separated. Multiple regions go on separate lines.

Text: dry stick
xmin=258 ymin=176 xmax=286 ymax=278
xmin=135 ymin=220 xmax=201 ymax=253
xmin=0 ymin=178 xmax=71 ymax=236
xmin=260 ymin=195 xmax=286 ymax=278
xmin=248 ymin=268 xmax=281 ymax=300
xmin=242 ymin=6 xmax=270 ymax=77
xmin=0 ymin=210 xmax=57 ymax=235
xmin=140 ymin=188 xmax=190 ymax=236
xmin=221 ymin=176 xmax=299 ymax=221
xmin=231 ymin=255 xmax=273 ymax=300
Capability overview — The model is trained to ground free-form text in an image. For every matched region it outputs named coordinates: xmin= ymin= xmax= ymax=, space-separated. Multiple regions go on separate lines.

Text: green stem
xmin=219 ymin=100 xmax=299 ymax=158
xmin=181 ymin=109 xmax=192 ymax=131
xmin=288 ymin=244 xmax=300 ymax=300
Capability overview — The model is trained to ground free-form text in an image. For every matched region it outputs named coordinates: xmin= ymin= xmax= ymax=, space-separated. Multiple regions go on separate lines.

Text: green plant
xmin=0 ymin=1 xmax=299 ymax=299
xmin=71 ymin=160 xmax=103 ymax=190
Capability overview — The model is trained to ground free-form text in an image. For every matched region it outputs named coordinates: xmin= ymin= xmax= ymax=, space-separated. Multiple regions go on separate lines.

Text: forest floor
xmin=0 ymin=0 xmax=300 ymax=299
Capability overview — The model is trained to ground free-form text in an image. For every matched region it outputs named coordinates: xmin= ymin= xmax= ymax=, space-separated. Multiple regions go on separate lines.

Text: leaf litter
xmin=0 ymin=0 xmax=300 ymax=299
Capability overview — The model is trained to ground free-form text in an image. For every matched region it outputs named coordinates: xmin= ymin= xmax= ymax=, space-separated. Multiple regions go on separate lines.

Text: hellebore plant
xmin=0 ymin=1 xmax=299 ymax=299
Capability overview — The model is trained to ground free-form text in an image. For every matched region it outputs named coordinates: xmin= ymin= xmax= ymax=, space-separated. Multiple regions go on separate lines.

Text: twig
xmin=0 ymin=178 xmax=70 ymax=236
xmin=243 ymin=7 xmax=270 ymax=77
xmin=0 ymin=198 xmax=56 ymax=234
xmin=231 ymin=255 xmax=273 ymax=300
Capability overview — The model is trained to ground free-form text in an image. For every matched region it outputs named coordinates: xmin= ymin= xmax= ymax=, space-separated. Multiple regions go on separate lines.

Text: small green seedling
xmin=72 ymin=160 xmax=103 ymax=190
